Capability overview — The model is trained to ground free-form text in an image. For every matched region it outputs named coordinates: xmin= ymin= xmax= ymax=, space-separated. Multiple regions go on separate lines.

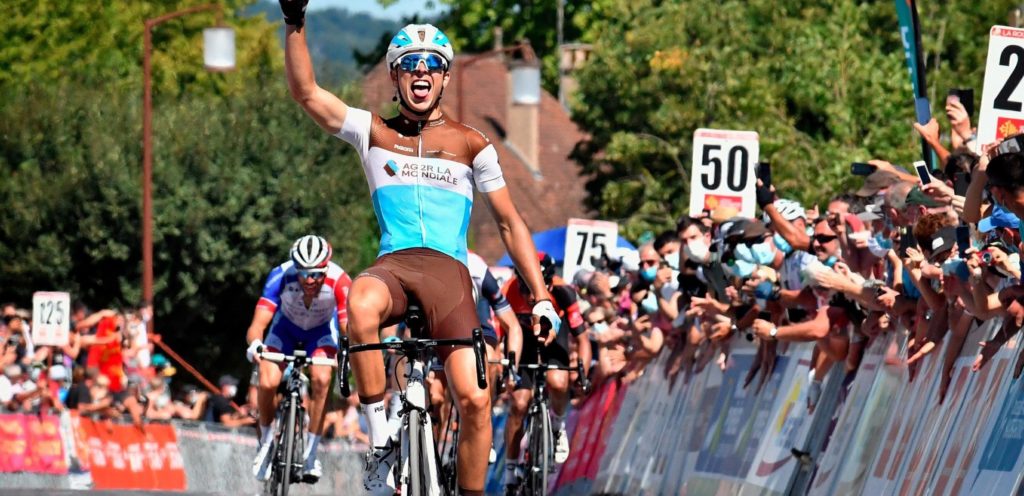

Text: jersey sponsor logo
xmin=384 ymin=159 xmax=400 ymax=177
xmin=389 ymin=161 xmax=460 ymax=186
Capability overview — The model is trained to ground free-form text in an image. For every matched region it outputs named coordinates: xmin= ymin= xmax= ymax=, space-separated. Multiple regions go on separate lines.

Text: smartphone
xmin=914 ymin=160 xmax=931 ymax=185
xmin=757 ymin=161 xmax=772 ymax=189
xmin=757 ymin=311 xmax=772 ymax=321
xmin=953 ymin=171 xmax=970 ymax=196
xmin=914 ymin=97 xmax=932 ymax=125
xmin=851 ymin=162 xmax=877 ymax=176
xmin=948 ymin=88 xmax=975 ymax=119
xmin=898 ymin=229 xmax=919 ymax=258
xmin=956 ymin=225 xmax=971 ymax=257
xmin=998 ymin=134 xmax=1024 ymax=155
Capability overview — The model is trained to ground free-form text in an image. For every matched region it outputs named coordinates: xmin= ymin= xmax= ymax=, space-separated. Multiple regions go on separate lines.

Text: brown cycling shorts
xmin=357 ymin=248 xmax=480 ymax=362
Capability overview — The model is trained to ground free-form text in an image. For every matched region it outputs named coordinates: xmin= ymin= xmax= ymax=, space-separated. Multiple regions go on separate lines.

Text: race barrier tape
xmin=551 ymin=318 xmax=1024 ymax=495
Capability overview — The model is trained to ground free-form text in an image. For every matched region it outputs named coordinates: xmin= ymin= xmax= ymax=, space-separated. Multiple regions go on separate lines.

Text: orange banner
xmin=0 ymin=414 xmax=67 ymax=474
xmin=76 ymin=417 xmax=186 ymax=490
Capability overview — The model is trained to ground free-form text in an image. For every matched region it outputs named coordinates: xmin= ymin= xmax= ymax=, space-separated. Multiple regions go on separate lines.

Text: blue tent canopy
xmin=495 ymin=226 xmax=637 ymax=266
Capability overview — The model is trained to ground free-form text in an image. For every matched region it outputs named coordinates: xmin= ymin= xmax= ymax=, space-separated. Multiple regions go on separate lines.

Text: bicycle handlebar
xmin=489 ymin=351 xmax=591 ymax=395
xmin=337 ymin=328 xmax=489 ymax=397
xmin=257 ymin=349 xmax=336 ymax=367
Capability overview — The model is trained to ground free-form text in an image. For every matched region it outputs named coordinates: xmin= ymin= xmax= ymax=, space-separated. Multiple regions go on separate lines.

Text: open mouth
xmin=411 ymin=80 xmax=432 ymax=100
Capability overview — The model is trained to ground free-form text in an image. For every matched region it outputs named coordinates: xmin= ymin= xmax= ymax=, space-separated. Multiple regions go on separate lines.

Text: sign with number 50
xmin=689 ymin=129 xmax=759 ymax=218
xmin=979 ymin=25 xmax=1024 ymax=144
xmin=32 ymin=291 xmax=70 ymax=347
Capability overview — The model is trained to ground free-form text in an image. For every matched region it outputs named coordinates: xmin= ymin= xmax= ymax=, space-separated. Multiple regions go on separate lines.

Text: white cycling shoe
xmin=363 ymin=440 xmax=398 ymax=496
xmin=252 ymin=439 xmax=275 ymax=482
xmin=302 ymin=457 xmax=323 ymax=483
xmin=554 ymin=428 xmax=570 ymax=464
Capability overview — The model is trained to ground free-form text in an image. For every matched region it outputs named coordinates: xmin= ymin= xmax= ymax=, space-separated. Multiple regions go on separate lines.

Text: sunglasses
xmin=297 ymin=270 xmax=327 ymax=280
xmin=813 ymin=234 xmax=838 ymax=244
xmin=396 ymin=52 xmax=448 ymax=72
xmin=640 ymin=259 xmax=660 ymax=267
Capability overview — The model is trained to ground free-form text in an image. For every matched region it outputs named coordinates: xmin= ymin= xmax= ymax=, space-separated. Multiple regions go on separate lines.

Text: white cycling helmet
xmin=290 ymin=235 xmax=332 ymax=272
xmin=386 ymin=24 xmax=455 ymax=70
xmin=764 ymin=199 xmax=806 ymax=224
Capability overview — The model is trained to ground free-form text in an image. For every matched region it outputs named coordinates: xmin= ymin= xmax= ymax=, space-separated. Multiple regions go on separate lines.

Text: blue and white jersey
xmin=335 ymin=108 xmax=506 ymax=265
xmin=256 ymin=261 xmax=353 ymax=330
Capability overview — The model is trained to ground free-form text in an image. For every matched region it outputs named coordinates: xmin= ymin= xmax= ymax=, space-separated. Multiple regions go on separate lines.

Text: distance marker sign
xmin=979 ymin=25 xmax=1024 ymax=144
xmin=689 ymin=129 xmax=759 ymax=218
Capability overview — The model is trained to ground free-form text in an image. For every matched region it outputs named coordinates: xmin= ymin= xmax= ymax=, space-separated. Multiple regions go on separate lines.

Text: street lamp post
xmin=142 ymin=4 xmax=234 ymax=333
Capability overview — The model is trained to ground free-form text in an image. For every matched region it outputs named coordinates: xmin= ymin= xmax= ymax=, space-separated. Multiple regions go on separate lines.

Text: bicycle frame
xmin=259 ymin=350 xmax=335 ymax=496
xmin=338 ymin=326 xmax=488 ymax=496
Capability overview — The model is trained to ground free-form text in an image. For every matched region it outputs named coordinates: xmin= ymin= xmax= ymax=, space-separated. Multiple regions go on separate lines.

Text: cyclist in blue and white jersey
xmin=245 ymin=235 xmax=352 ymax=483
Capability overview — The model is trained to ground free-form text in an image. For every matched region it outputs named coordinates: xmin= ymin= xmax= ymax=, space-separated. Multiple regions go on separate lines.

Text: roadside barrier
xmin=551 ymin=318 xmax=1024 ymax=495
xmin=0 ymin=413 xmax=364 ymax=494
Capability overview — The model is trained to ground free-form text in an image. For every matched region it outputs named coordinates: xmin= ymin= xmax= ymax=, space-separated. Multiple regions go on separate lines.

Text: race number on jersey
xmin=979 ymin=26 xmax=1024 ymax=144
xmin=689 ymin=129 xmax=759 ymax=218
xmin=563 ymin=218 xmax=618 ymax=283
xmin=32 ymin=291 xmax=70 ymax=347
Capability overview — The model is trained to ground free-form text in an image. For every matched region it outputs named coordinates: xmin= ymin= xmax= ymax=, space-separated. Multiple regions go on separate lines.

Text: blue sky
xmin=309 ymin=0 xmax=446 ymax=20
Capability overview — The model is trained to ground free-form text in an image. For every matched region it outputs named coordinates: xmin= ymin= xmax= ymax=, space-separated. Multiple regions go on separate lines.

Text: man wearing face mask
xmin=208 ymin=375 xmax=255 ymax=428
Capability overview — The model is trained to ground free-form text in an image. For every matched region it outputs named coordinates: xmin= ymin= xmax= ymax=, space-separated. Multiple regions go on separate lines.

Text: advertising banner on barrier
xmin=0 ymin=413 xmax=67 ymax=474
xmin=76 ymin=417 xmax=186 ymax=490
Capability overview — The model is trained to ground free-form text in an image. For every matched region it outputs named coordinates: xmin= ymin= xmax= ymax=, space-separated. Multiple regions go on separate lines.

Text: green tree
xmin=0 ymin=80 xmax=379 ymax=371
xmin=568 ymin=0 xmax=1015 ymax=240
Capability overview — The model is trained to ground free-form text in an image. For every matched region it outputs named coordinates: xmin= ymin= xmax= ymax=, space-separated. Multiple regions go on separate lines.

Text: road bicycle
xmin=338 ymin=306 xmax=488 ymax=496
xmin=497 ymin=350 xmax=589 ymax=496
xmin=258 ymin=348 xmax=336 ymax=496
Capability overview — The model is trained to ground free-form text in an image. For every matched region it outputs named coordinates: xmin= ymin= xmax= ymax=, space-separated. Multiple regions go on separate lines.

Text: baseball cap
xmin=218 ymin=374 xmax=239 ymax=387
xmin=856 ymin=203 xmax=883 ymax=223
xmin=48 ymin=365 xmax=68 ymax=381
xmin=979 ymin=205 xmax=1021 ymax=233
xmin=927 ymin=226 xmax=957 ymax=263
xmin=905 ymin=187 xmax=942 ymax=208
xmin=722 ymin=218 xmax=769 ymax=243
xmin=855 ymin=168 xmax=902 ymax=197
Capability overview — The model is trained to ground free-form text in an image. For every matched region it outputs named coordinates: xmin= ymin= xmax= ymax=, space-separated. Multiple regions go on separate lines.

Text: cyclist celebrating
xmin=245 ymin=235 xmax=352 ymax=483
xmin=502 ymin=252 xmax=592 ymax=488
xmin=279 ymin=4 xmax=557 ymax=495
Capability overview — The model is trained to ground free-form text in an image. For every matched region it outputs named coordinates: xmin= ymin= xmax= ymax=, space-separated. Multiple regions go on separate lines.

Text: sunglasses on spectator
xmin=640 ymin=259 xmax=660 ymax=267
xmin=297 ymin=270 xmax=327 ymax=280
xmin=396 ymin=52 xmax=448 ymax=72
xmin=813 ymin=234 xmax=838 ymax=244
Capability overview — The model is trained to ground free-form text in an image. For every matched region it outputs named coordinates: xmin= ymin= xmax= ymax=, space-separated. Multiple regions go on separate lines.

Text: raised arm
xmin=282 ymin=3 xmax=349 ymax=134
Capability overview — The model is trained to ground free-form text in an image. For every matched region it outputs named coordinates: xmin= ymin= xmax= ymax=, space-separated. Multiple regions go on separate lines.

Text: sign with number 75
xmin=563 ymin=218 xmax=618 ymax=283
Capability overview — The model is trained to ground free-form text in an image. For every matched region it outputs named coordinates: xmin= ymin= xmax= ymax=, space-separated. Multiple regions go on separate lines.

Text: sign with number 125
xmin=32 ymin=291 xmax=71 ymax=347
xmin=689 ymin=128 xmax=759 ymax=218
xmin=979 ymin=25 xmax=1024 ymax=144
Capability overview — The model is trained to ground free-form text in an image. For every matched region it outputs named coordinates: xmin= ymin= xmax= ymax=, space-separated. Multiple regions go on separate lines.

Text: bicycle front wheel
xmin=280 ymin=399 xmax=297 ymax=496
xmin=526 ymin=403 xmax=550 ymax=496
xmin=408 ymin=409 xmax=425 ymax=496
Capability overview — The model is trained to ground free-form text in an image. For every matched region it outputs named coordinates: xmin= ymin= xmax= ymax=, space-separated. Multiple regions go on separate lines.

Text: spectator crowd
xmin=0 ymin=298 xmax=371 ymax=447
xmin=540 ymin=96 xmax=1024 ymax=416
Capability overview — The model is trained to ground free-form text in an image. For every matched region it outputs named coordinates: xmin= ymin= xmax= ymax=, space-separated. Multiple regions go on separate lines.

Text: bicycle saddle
xmin=405 ymin=304 xmax=427 ymax=338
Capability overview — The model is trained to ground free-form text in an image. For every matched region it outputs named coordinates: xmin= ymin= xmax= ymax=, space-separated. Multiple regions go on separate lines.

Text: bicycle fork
xmin=401 ymin=359 xmax=442 ymax=496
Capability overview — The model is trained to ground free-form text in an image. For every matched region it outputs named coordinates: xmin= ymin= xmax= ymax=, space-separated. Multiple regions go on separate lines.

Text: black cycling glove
xmin=279 ymin=0 xmax=309 ymax=27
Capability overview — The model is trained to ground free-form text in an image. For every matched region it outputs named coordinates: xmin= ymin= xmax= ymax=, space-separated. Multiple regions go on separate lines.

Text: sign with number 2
xmin=979 ymin=25 xmax=1024 ymax=144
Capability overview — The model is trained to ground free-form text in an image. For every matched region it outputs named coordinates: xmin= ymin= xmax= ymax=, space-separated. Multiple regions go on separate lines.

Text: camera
xmin=998 ymin=134 xmax=1024 ymax=156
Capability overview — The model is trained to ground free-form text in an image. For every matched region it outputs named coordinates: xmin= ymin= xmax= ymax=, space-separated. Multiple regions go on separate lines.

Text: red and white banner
xmin=0 ymin=414 xmax=67 ymax=474
xmin=75 ymin=416 xmax=186 ymax=490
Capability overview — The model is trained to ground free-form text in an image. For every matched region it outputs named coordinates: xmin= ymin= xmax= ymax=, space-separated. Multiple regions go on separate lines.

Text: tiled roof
xmin=360 ymin=55 xmax=590 ymax=263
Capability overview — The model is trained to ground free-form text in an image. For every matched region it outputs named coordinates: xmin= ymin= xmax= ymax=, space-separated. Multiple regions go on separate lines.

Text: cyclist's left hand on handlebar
xmin=246 ymin=340 xmax=264 ymax=364
xmin=532 ymin=299 xmax=560 ymax=346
